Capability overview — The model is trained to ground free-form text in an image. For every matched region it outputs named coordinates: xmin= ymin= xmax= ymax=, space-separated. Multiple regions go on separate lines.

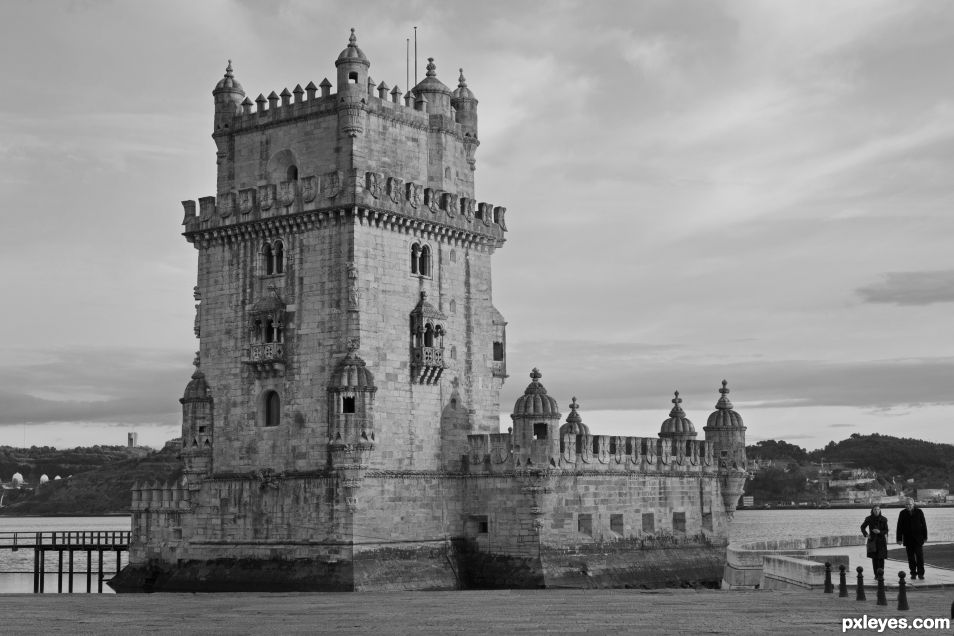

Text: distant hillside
xmin=0 ymin=445 xmax=181 ymax=516
xmin=0 ymin=444 xmax=151 ymax=484
xmin=745 ymin=433 xmax=954 ymax=505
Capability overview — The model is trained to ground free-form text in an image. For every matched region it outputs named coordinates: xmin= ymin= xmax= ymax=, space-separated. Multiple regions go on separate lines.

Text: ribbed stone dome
xmin=659 ymin=391 xmax=696 ymax=438
xmin=452 ymin=68 xmax=474 ymax=100
xmin=512 ymin=368 xmax=560 ymax=418
xmin=559 ymin=397 xmax=590 ymax=436
xmin=182 ymin=366 xmax=210 ymax=401
xmin=413 ymin=58 xmax=451 ymax=94
xmin=336 ymin=28 xmax=370 ymax=66
xmin=328 ymin=352 xmax=376 ymax=391
xmin=706 ymin=380 xmax=744 ymax=428
xmin=214 ymin=61 xmax=244 ymax=94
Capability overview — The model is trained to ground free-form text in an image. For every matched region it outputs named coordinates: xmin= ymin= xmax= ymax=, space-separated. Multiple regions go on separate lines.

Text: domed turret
xmin=212 ymin=60 xmax=245 ymax=132
xmin=336 ymin=28 xmax=371 ymax=93
xmin=181 ymin=354 xmax=213 ymax=475
xmin=559 ymin=397 xmax=590 ymax=437
xmin=451 ymin=67 xmax=478 ymax=136
xmin=706 ymin=379 xmax=744 ymax=429
xmin=703 ymin=380 xmax=747 ymax=470
xmin=412 ymin=58 xmax=452 ymax=115
xmin=329 ymin=351 xmax=376 ymax=391
xmin=327 ymin=347 xmax=377 ymax=454
xmin=182 ymin=365 xmax=210 ymax=402
xmin=658 ymin=391 xmax=696 ymax=439
xmin=512 ymin=368 xmax=560 ymax=417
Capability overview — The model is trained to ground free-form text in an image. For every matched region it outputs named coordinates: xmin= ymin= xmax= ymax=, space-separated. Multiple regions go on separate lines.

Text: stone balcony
xmin=245 ymin=342 xmax=285 ymax=376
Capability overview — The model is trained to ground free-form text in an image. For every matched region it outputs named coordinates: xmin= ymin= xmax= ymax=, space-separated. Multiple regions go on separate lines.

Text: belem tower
xmin=112 ymin=30 xmax=749 ymax=592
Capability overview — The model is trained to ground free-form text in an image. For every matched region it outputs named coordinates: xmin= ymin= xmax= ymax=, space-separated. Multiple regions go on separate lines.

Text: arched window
xmin=263 ymin=243 xmax=274 ymax=275
xmin=264 ymin=318 xmax=274 ymax=343
xmin=450 ymin=345 xmax=457 ymax=360
xmin=264 ymin=391 xmax=281 ymax=427
xmin=286 ymin=165 xmax=298 ymax=181
xmin=449 ymin=299 xmax=456 ymax=314
xmin=418 ymin=245 xmax=430 ymax=277
xmin=444 ymin=166 xmax=451 ymax=180
xmin=424 ymin=323 xmax=434 ymax=347
xmin=273 ymin=240 xmax=285 ymax=274
xmin=349 ymin=72 xmax=359 ymax=84
xmin=411 ymin=243 xmax=420 ymax=274
xmin=253 ymin=319 xmax=263 ymax=342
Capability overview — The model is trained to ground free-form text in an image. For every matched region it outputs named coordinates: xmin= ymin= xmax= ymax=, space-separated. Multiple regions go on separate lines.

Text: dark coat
xmin=897 ymin=507 xmax=928 ymax=547
xmin=861 ymin=513 xmax=889 ymax=559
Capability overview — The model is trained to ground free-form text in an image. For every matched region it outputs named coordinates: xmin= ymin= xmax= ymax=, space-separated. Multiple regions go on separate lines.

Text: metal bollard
xmin=856 ymin=566 xmax=866 ymax=601
xmin=824 ymin=562 xmax=833 ymax=593
xmin=897 ymin=571 xmax=909 ymax=611
xmin=875 ymin=569 xmax=886 ymax=606
xmin=839 ymin=564 xmax=848 ymax=597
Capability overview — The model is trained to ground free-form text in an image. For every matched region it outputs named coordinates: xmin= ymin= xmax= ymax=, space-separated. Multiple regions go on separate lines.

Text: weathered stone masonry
xmin=113 ymin=30 xmax=748 ymax=592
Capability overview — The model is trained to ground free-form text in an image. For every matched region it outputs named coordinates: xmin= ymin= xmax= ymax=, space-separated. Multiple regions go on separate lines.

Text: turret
xmin=212 ymin=60 xmax=245 ymax=133
xmin=335 ymin=28 xmax=370 ymax=94
xmin=180 ymin=353 xmax=213 ymax=476
xmin=451 ymin=68 xmax=478 ymax=136
xmin=412 ymin=57 xmax=452 ymax=116
xmin=703 ymin=380 xmax=748 ymax=516
xmin=510 ymin=368 xmax=562 ymax=467
xmin=658 ymin=391 xmax=697 ymax=457
xmin=327 ymin=347 xmax=377 ymax=463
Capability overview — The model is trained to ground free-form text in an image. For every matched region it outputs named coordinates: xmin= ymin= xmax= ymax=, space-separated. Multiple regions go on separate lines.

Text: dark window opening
xmin=592 ymin=438 xmax=600 ymax=454
xmin=685 ymin=440 xmax=692 ymax=456
xmin=532 ymin=422 xmax=548 ymax=440
xmin=641 ymin=440 xmax=648 ymax=455
xmin=625 ymin=438 xmax=633 ymax=454
xmin=477 ymin=516 xmax=488 ymax=534
xmin=342 ymin=396 xmax=356 ymax=414
xmin=642 ymin=513 xmax=655 ymax=533
xmin=609 ymin=438 xmax=617 ymax=454
xmin=265 ymin=391 xmax=280 ymax=427
xmin=578 ymin=514 xmax=593 ymax=536
xmin=418 ymin=245 xmax=430 ymax=277
xmin=198 ymin=426 xmax=206 ymax=433
xmin=274 ymin=241 xmax=285 ymax=274
xmin=286 ymin=165 xmax=298 ymax=181
xmin=424 ymin=324 xmax=434 ymax=347
xmin=349 ymin=72 xmax=358 ymax=84
xmin=263 ymin=243 xmax=274 ymax=275
xmin=559 ymin=436 xmax=565 ymax=453
xmin=492 ymin=341 xmax=504 ymax=361
xmin=673 ymin=511 xmax=687 ymax=533
xmin=610 ymin=514 xmax=624 ymax=535
xmin=411 ymin=243 xmax=420 ymax=274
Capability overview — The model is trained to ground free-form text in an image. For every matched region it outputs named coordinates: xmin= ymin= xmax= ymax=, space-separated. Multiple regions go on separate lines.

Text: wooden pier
xmin=0 ymin=530 xmax=130 ymax=593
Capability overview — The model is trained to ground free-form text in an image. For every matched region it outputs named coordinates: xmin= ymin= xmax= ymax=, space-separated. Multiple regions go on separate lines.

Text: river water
xmin=1 ymin=509 xmax=951 ymax=592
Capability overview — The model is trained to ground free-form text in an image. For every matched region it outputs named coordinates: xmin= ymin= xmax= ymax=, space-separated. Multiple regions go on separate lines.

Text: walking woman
xmin=861 ymin=505 xmax=889 ymax=581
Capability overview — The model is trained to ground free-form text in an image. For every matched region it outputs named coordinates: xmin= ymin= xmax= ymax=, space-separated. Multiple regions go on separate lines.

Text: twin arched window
xmin=252 ymin=317 xmax=283 ymax=344
xmin=410 ymin=243 xmax=431 ymax=277
xmin=262 ymin=240 xmax=285 ymax=275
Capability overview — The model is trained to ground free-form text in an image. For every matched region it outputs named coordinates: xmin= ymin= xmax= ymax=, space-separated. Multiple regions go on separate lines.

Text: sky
xmin=0 ymin=0 xmax=952 ymax=453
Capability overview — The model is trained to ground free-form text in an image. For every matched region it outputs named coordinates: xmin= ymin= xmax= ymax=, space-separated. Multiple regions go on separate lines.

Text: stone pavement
xmin=1 ymin=587 xmax=953 ymax=635
xmin=811 ymin=541 xmax=954 ymax=589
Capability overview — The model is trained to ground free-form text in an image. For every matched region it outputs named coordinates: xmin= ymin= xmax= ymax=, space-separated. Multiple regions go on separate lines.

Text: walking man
xmin=896 ymin=498 xmax=928 ymax=579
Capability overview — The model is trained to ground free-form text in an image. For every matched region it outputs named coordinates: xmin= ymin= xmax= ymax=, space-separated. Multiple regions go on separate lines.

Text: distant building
xmin=916 ymin=488 xmax=949 ymax=503
xmin=128 ymin=432 xmax=138 ymax=448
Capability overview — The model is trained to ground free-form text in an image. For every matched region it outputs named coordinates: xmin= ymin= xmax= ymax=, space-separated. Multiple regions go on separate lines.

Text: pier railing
xmin=0 ymin=530 xmax=131 ymax=593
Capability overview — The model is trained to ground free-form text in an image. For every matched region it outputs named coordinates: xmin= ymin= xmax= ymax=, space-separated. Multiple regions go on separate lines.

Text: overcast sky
xmin=1 ymin=1 xmax=952 ymax=452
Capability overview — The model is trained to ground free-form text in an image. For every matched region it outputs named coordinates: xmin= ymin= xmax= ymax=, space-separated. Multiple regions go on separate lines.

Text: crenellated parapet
xmin=181 ymin=170 xmax=506 ymax=248
xmin=466 ymin=432 xmax=714 ymax=475
xmin=131 ymin=477 xmax=192 ymax=512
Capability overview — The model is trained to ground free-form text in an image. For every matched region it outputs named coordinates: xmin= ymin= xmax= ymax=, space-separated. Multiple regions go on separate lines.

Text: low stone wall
xmin=723 ymin=535 xmax=864 ymax=589
xmin=760 ymin=554 xmax=850 ymax=591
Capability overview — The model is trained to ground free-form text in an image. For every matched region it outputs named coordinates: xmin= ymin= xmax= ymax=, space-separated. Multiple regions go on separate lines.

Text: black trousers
xmin=905 ymin=544 xmax=925 ymax=576
xmin=870 ymin=557 xmax=885 ymax=579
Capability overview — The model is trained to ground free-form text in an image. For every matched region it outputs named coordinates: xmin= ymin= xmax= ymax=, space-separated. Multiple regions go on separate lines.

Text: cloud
xmin=0 ymin=347 xmax=190 ymax=425
xmin=857 ymin=271 xmax=954 ymax=305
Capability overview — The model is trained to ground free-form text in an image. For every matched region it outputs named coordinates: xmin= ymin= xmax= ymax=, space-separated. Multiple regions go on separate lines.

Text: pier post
xmin=39 ymin=548 xmax=45 ymax=593
xmin=97 ymin=550 xmax=104 ymax=593
xmin=68 ymin=550 xmax=74 ymax=593
xmin=897 ymin=572 xmax=909 ymax=611
xmin=838 ymin=565 xmax=848 ymax=597
xmin=823 ymin=562 xmax=833 ymax=593
xmin=58 ymin=550 xmax=64 ymax=593
xmin=86 ymin=549 xmax=92 ymax=593
xmin=33 ymin=548 xmax=39 ymax=593
xmin=875 ymin=569 xmax=886 ymax=606
xmin=855 ymin=566 xmax=865 ymax=601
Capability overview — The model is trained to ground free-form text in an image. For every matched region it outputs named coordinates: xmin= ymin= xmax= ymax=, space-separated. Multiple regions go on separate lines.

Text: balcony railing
xmin=250 ymin=342 xmax=284 ymax=362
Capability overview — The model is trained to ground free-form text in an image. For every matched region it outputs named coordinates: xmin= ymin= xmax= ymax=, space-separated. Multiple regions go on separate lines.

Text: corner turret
xmin=658 ymin=391 xmax=696 ymax=442
xmin=510 ymin=368 xmax=561 ymax=467
xmin=452 ymin=68 xmax=478 ymax=136
xmin=180 ymin=353 xmax=213 ymax=477
xmin=212 ymin=60 xmax=245 ymax=133
xmin=703 ymin=380 xmax=748 ymax=516
xmin=335 ymin=28 xmax=370 ymax=94
xmin=412 ymin=58 xmax=453 ymax=116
